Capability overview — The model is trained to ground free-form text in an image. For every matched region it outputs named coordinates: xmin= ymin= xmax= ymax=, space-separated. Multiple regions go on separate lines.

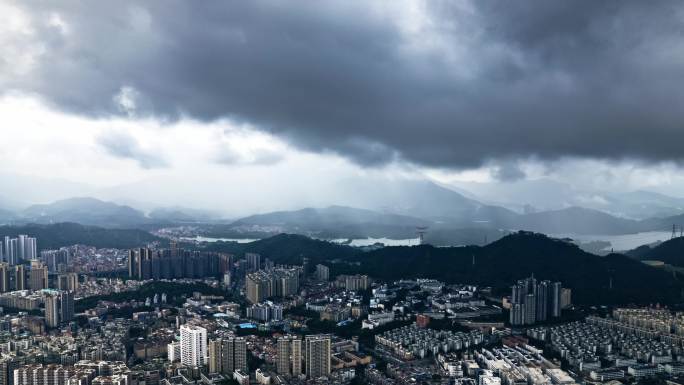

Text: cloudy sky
xmin=3 ymin=1 xmax=684 ymax=213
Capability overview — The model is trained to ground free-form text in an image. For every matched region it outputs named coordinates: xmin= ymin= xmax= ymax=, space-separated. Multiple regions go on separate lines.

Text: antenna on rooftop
xmin=416 ymin=226 xmax=428 ymax=245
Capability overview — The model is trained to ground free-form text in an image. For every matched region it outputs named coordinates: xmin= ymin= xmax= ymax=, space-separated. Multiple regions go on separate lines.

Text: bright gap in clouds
xmin=0 ymin=94 xmax=439 ymax=215
xmin=0 ymin=94 xmax=317 ymax=187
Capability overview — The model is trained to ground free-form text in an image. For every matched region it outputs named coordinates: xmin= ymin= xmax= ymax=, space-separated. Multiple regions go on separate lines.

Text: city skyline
xmin=3 ymin=2 xmax=684 ymax=385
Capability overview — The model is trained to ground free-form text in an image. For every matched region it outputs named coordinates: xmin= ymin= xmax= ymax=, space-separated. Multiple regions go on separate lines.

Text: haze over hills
xmin=0 ymin=174 xmax=683 ymax=248
xmin=233 ymin=206 xmax=430 ymax=228
xmin=0 ymin=173 xmax=93 ymax=210
xmin=4 ymin=172 xmax=684 ymax=222
xmin=513 ymin=207 xmax=643 ymax=235
xmin=224 ymin=204 xmax=673 ymax=239
xmin=0 ymin=190 xmax=681 ymax=246
xmin=147 ymin=207 xmax=220 ymax=223
xmin=451 ymin=178 xmax=684 ymax=219
xmin=20 ymin=197 xmax=154 ymax=228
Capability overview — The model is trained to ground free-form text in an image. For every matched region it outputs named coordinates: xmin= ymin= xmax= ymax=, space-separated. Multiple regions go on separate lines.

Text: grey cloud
xmin=97 ymin=131 xmax=168 ymax=169
xmin=6 ymin=1 xmax=684 ymax=170
xmin=492 ymin=163 xmax=526 ymax=182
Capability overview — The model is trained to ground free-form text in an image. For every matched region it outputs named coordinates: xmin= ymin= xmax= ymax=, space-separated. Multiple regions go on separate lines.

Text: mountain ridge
xmin=21 ymin=197 xmax=154 ymax=228
xmin=203 ymin=231 xmax=684 ymax=305
xmin=0 ymin=222 xmax=162 ymax=250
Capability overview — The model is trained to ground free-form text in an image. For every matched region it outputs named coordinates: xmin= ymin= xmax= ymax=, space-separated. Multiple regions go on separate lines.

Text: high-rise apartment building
xmin=180 ymin=325 xmax=207 ymax=367
xmin=14 ymin=265 xmax=25 ymax=291
xmin=560 ymin=288 xmax=572 ymax=309
xmin=246 ymin=302 xmax=283 ymax=322
xmin=291 ymin=337 xmax=302 ymax=376
xmin=207 ymin=337 xmax=246 ymax=375
xmin=16 ymin=235 xmax=37 ymax=261
xmin=59 ymin=291 xmax=74 ymax=323
xmin=57 ymin=273 xmax=79 ymax=292
xmin=509 ymin=275 xmax=563 ymax=326
xmin=208 ymin=340 xmax=222 ymax=374
xmin=2 ymin=237 xmax=12 ymax=265
xmin=246 ymin=268 xmax=299 ymax=304
xmin=315 ymin=264 xmax=329 ymax=281
xmin=0 ymin=263 xmax=10 ymax=293
xmin=304 ymin=335 xmax=331 ymax=379
xmin=13 ymin=364 xmax=81 ymax=385
xmin=536 ymin=280 xmax=549 ymax=322
xmin=3 ymin=236 xmax=37 ymax=265
xmin=0 ymin=355 xmax=23 ymax=385
xmin=128 ymin=247 xmax=231 ymax=280
xmin=29 ymin=261 xmax=48 ymax=291
xmin=44 ymin=292 xmax=60 ymax=328
xmin=551 ymin=281 xmax=563 ymax=317
xmin=277 ymin=335 xmax=302 ymax=377
xmin=167 ymin=341 xmax=180 ymax=362
xmin=343 ymin=274 xmax=370 ymax=291
xmin=246 ymin=272 xmax=270 ymax=304
xmin=246 ymin=253 xmax=261 ymax=272
xmin=277 ymin=337 xmax=291 ymax=376
xmin=40 ymin=250 xmax=69 ymax=272
xmin=43 ymin=290 xmax=74 ymax=327
xmin=524 ymin=293 xmax=536 ymax=324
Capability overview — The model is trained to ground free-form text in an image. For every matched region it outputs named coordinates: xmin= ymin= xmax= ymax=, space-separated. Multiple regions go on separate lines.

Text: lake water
xmin=550 ymin=231 xmax=672 ymax=251
xmin=183 ymin=235 xmax=420 ymax=246
xmin=182 ymin=232 xmax=669 ymax=251
xmin=181 ymin=236 xmax=259 ymax=243
xmin=330 ymin=237 xmax=422 ymax=247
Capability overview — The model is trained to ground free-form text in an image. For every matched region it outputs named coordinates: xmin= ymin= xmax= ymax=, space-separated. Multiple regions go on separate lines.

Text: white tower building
xmin=180 ymin=324 xmax=207 ymax=367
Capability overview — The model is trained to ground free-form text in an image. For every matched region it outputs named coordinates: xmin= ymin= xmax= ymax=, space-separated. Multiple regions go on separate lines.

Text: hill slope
xmin=201 ymin=233 xmax=359 ymax=265
xmin=350 ymin=232 xmax=679 ymax=304
xmin=0 ymin=223 xmax=162 ymax=250
xmin=21 ymin=197 xmax=152 ymax=228
xmin=234 ymin=206 xmax=429 ymax=227
xmin=231 ymin=206 xmax=430 ymax=239
xmin=209 ymin=232 xmax=683 ymax=305
xmin=626 ymin=237 xmax=684 ymax=266
xmin=515 ymin=207 xmax=643 ymax=234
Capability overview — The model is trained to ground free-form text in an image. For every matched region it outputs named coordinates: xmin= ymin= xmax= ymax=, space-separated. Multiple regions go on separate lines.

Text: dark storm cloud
xmin=97 ymin=131 xmax=168 ymax=169
xmin=492 ymin=163 xmax=527 ymax=182
xmin=6 ymin=1 xmax=684 ymax=169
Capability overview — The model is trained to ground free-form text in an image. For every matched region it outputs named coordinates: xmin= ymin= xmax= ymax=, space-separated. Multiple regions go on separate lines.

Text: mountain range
xmin=0 ymin=177 xmax=683 ymax=245
xmin=451 ymin=179 xmax=684 ymax=219
xmin=20 ymin=197 xmax=153 ymax=228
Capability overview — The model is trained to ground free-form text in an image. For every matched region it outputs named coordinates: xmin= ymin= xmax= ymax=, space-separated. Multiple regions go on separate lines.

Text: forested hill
xmin=627 ymin=237 xmax=684 ymax=267
xmin=351 ymin=232 xmax=680 ymax=305
xmin=0 ymin=222 xmax=162 ymax=250
xmin=206 ymin=231 xmax=683 ymax=305
xmin=201 ymin=233 xmax=359 ymax=265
